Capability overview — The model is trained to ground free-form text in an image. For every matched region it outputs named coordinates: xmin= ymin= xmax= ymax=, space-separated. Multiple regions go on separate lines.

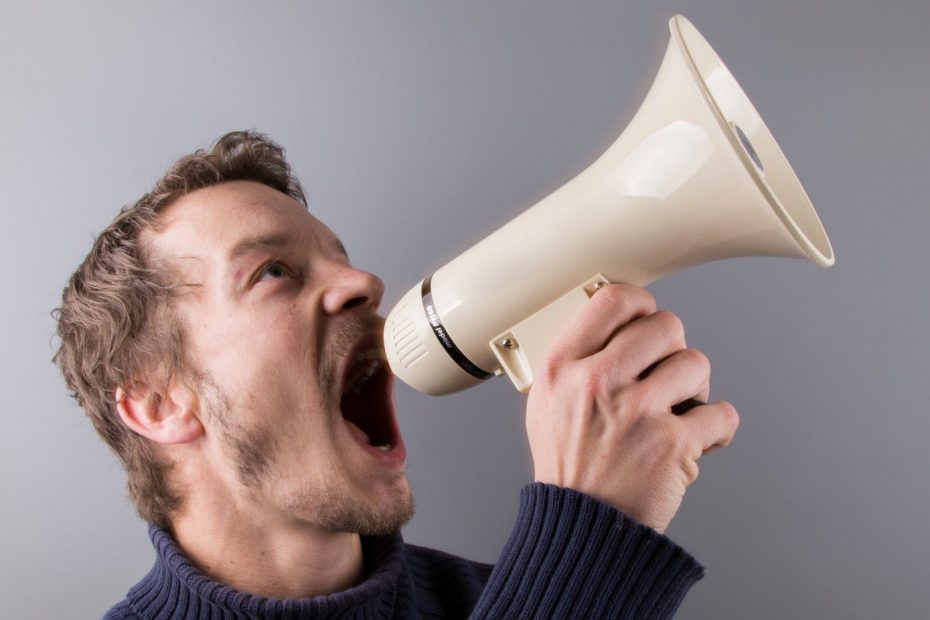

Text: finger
xmin=637 ymin=348 xmax=710 ymax=411
xmin=592 ymin=310 xmax=688 ymax=385
xmin=696 ymin=383 xmax=711 ymax=403
xmin=677 ymin=401 xmax=740 ymax=456
xmin=550 ymin=283 xmax=657 ymax=362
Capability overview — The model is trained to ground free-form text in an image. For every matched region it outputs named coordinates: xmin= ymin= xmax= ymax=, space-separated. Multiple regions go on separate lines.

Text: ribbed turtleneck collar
xmin=125 ymin=524 xmax=408 ymax=619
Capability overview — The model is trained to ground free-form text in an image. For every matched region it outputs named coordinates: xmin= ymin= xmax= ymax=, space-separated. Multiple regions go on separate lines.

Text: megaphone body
xmin=384 ymin=15 xmax=834 ymax=396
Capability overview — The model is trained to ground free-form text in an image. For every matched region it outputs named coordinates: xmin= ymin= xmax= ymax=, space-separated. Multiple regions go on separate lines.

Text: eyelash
xmin=254 ymin=260 xmax=297 ymax=284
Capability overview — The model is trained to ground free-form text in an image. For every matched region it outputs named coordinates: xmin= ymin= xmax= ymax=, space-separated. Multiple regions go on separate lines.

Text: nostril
xmin=343 ymin=296 xmax=368 ymax=310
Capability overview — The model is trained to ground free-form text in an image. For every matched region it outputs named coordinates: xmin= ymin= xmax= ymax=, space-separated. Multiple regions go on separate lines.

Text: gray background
xmin=2 ymin=1 xmax=928 ymax=618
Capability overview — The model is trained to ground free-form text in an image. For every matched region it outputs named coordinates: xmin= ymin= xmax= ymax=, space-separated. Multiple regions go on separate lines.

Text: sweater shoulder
xmin=102 ymin=598 xmax=142 ymax=620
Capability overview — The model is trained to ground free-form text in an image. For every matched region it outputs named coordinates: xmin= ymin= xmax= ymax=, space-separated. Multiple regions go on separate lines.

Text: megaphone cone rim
xmin=669 ymin=14 xmax=835 ymax=267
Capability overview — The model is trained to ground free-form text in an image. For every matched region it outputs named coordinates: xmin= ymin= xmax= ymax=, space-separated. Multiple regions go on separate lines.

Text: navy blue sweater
xmin=105 ymin=484 xmax=703 ymax=619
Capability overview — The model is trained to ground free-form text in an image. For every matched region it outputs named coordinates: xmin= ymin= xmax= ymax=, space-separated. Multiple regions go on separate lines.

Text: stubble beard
xmin=196 ymin=315 xmax=415 ymax=536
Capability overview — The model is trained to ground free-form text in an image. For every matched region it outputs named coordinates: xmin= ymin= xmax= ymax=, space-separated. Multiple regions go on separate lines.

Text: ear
xmin=115 ymin=379 xmax=204 ymax=445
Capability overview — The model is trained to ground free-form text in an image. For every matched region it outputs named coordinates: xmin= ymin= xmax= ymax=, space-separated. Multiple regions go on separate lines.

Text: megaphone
xmin=384 ymin=14 xmax=834 ymax=396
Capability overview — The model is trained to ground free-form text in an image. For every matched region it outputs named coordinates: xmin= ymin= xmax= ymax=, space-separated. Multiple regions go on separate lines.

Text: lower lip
xmin=343 ymin=420 xmax=407 ymax=464
xmin=347 ymin=425 xmax=407 ymax=466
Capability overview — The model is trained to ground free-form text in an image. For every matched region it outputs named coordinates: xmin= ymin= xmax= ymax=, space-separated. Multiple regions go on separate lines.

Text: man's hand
xmin=525 ymin=283 xmax=739 ymax=534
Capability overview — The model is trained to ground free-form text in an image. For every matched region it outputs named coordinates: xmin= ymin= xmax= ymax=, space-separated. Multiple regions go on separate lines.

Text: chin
xmin=282 ymin=463 xmax=415 ymax=536
xmin=362 ymin=472 xmax=415 ymax=535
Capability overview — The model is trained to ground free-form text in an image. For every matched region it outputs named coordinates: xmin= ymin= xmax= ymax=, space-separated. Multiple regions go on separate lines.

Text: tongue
xmin=345 ymin=419 xmax=372 ymax=446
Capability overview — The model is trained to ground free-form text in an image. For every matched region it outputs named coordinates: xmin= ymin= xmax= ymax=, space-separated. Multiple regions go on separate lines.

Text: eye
xmin=256 ymin=261 xmax=293 ymax=283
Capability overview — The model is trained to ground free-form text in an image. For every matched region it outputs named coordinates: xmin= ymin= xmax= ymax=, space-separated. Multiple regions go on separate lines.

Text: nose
xmin=321 ymin=264 xmax=385 ymax=315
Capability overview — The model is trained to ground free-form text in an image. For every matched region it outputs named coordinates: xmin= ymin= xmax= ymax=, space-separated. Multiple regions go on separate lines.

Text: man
xmin=55 ymin=131 xmax=739 ymax=619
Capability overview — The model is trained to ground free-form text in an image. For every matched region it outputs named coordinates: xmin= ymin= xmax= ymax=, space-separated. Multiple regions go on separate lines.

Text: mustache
xmin=319 ymin=314 xmax=385 ymax=397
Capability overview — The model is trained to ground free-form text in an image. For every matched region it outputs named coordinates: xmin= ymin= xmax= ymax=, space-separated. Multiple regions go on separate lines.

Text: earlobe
xmin=115 ymin=382 xmax=204 ymax=445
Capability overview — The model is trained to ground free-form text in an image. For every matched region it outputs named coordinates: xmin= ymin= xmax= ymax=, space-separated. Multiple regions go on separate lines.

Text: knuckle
xmin=581 ymin=371 xmax=604 ymax=396
xmin=683 ymin=459 xmax=700 ymax=485
xmin=576 ymin=361 xmax=607 ymax=396
xmin=681 ymin=348 xmax=711 ymax=374
xmin=654 ymin=310 xmax=686 ymax=345
xmin=719 ymin=401 xmax=741 ymax=436
xmin=591 ymin=284 xmax=625 ymax=312
xmin=595 ymin=283 xmax=656 ymax=316
xmin=620 ymin=283 xmax=657 ymax=311
xmin=540 ymin=351 xmax=568 ymax=385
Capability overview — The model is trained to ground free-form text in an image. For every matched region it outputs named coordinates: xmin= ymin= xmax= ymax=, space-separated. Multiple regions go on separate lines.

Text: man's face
xmin=147 ymin=180 xmax=412 ymax=534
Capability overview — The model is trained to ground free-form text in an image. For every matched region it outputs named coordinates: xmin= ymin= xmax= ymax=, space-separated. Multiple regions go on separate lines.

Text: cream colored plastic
xmin=383 ymin=14 xmax=834 ymax=396
xmin=490 ymin=274 xmax=608 ymax=392
xmin=384 ymin=282 xmax=488 ymax=396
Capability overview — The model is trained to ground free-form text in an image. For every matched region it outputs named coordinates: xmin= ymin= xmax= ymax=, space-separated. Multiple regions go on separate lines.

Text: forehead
xmin=145 ymin=180 xmax=337 ymax=268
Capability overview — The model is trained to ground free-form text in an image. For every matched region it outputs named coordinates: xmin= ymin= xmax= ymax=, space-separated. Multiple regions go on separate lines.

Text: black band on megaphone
xmin=420 ymin=275 xmax=494 ymax=381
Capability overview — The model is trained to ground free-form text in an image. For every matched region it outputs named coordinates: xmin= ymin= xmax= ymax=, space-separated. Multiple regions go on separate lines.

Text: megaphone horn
xmin=384 ymin=14 xmax=834 ymax=396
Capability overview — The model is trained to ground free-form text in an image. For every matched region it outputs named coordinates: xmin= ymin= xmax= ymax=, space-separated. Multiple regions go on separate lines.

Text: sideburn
xmin=197 ymin=369 xmax=277 ymax=491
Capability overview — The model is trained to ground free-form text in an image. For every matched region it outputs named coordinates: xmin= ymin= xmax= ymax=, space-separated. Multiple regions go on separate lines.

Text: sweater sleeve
xmin=470 ymin=483 xmax=704 ymax=619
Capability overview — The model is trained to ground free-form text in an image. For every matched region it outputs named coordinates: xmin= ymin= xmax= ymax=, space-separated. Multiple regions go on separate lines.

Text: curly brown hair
xmin=53 ymin=130 xmax=308 ymax=527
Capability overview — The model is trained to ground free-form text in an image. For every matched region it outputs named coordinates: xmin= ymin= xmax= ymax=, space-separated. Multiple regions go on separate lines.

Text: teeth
xmin=345 ymin=357 xmax=382 ymax=396
xmin=377 ymin=444 xmax=391 ymax=451
xmin=356 ymin=348 xmax=382 ymax=362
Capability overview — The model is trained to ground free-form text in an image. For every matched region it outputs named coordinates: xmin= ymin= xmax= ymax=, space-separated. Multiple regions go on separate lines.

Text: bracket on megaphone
xmin=490 ymin=273 xmax=610 ymax=393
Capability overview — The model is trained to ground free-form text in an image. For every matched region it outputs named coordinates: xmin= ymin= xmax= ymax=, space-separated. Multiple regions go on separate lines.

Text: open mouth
xmin=338 ymin=339 xmax=401 ymax=454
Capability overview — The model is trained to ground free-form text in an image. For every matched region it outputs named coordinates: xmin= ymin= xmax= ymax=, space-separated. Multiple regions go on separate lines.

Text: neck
xmin=170 ymin=489 xmax=364 ymax=600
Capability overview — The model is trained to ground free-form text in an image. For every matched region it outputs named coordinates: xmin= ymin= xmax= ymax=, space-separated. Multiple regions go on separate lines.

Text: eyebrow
xmin=227 ymin=231 xmax=349 ymax=264
xmin=228 ymin=232 xmax=292 ymax=264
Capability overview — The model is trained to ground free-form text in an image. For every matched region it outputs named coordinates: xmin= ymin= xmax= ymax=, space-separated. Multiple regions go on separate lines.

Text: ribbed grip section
xmin=390 ymin=298 xmax=428 ymax=369
xmin=383 ymin=280 xmax=483 ymax=395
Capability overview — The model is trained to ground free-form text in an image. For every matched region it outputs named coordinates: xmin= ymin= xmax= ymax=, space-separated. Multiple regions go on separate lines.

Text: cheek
xmin=198 ymin=299 xmax=301 ymax=363
xmin=201 ymin=306 xmax=321 ymax=413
